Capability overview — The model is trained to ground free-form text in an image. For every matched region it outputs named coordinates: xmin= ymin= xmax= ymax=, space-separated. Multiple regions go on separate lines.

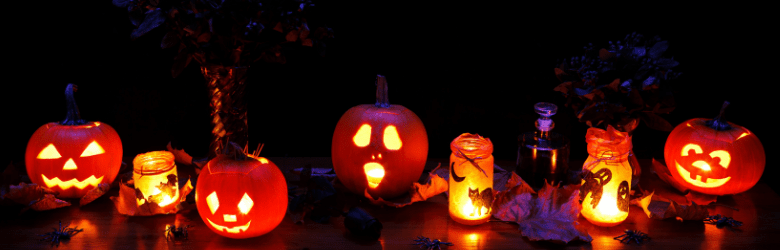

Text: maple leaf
xmin=27 ymin=194 xmax=71 ymax=212
xmin=685 ymin=191 xmax=718 ymax=206
xmin=494 ymin=182 xmax=592 ymax=243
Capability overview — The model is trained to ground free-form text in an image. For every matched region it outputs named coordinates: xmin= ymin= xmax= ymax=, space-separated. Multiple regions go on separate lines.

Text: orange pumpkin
xmin=195 ymin=144 xmax=287 ymax=239
xmin=25 ymin=84 xmax=122 ymax=198
xmin=664 ymin=102 xmax=765 ymax=195
xmin=332 ymin=75 xmax=428 ymax=199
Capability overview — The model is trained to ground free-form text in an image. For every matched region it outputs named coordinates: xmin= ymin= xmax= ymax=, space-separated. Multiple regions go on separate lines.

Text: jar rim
xmin=451 ymin=133 xmax=493 ymax=157
xmin=133 ymin=151 xmax=176 ymax=175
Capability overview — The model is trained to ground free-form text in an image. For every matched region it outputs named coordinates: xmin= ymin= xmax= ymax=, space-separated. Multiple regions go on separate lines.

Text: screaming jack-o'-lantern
xmin=664 ymin=102 xmax=765 ymax=195
xmin=25 ymin=84 xmax=122 ymax=198
xmin=195 ymin=143 xmax=287 ymax=239
xmin=332 ymin=75 xmax=428 ymax=199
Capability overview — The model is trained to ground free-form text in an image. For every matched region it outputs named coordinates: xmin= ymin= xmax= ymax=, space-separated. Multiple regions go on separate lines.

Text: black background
xmin=5 ymin=2 xmax=775 ymax=193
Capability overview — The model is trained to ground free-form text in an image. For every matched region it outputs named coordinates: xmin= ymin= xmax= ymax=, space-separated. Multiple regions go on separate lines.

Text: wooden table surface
xmin=2 ymin=157 xmax=779 ymax=250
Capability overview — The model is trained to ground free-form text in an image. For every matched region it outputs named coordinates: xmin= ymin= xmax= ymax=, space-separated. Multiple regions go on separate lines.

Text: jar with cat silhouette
xmin=449 ymin=133 xmax=494 ymax=225
xmin=579 ymin=126 xmax=632 ymax=227
xmin=133 ymin=151 xmax=180 ymax=208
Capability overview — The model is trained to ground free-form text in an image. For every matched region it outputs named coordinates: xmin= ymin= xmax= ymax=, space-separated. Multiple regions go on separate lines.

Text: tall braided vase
xmin=201 ymin=64 xmax=249 ymax=158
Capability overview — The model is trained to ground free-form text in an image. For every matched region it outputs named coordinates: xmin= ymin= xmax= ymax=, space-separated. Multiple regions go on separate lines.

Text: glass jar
xmin=449 ymin=133 xmax=494 ymax=225
xmin=133 ymin=151 xmax=180 ymax=207
xmin=579 ymin=126 xmax=632 ymax=227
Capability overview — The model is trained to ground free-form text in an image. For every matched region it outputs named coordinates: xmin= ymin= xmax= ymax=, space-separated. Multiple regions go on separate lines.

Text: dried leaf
xmin=632 ymin=191 xmax=709 ymax=220
xmin=161 ymin=30 xmax=179 ymax=49
xmin=4 ymin=183 xmax=59 ymax=205
xmin=110 ymin=177 xmax=192 ymax=216
xmin=606 ymin=78 xmax=621 ymax=92
xmin=131 ymin=8 xmax=165 ymax=40
xmin=291 ymin=168 xmax=336 ymax=179
xmin=79 ymin=183 xmax=110 ymax=206
xmin=1 ymin=163 xmax=25 ymax=200
xmin=343 ymin=207 xmax=382 ymax=240
xmin=365 ymin=163 xmax=447 ymax=208
xmin=599 ymin=48 xmax=616 ymax=61
xmin=639 ymin=112 xmax=672 ymax=131
xmin=629 ymin=190 xmax=654 ymax=218
xmin=494 ymin=182 xmax=591 ymax=243
xmin=648 ymin=41 xmax=668 ymax=59
xmin=166 ymin=142 xmax=193 ymax=166
xmin=554 ymin=68 xmax=568 ymax=82
xmin=685 ymin=191 xmax=717 ymax=206
xmin=286 ymin=30 xmax=299 ymax=42
xmin=651 ymin=158 xmax=688 ymax=193
xmin=553 ymin=81 xmax=572 ymax=95
xmin=27 ymin=194 xmax=71 ymax=212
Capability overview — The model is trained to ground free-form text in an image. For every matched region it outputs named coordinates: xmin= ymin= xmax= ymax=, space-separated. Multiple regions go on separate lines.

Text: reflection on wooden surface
xmin=1 ymin=158 xmax=778 ymax=249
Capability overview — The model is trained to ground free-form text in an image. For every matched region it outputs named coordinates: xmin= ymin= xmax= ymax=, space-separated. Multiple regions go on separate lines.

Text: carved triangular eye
xmin=238 ymin=193 xmax=254 ymax=214
xmin=353 ymin=124 xmax=372 ymax=147
xmin=80 ymin=141 xmax=105 ymax=157
xmin=383 ymin=125 xmax=402 ymax=150
xmin=207 ymin=191 xmax=219 ymax=214
xmin=37 ymin=144 xmax=62 ymax=159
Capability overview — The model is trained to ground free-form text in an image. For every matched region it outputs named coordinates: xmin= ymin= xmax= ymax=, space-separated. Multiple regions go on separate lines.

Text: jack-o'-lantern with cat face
xmin=196 ymin=148 xmax=287 ymax=239
xmin=25 ymin=84 xmax=122 ymax=198
xmin=332 ymin=75 xmax=428 ymax=199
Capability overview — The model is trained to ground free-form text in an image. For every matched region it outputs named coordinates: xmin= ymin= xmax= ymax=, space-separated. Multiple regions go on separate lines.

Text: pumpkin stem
xmin=705 ymin=101 xmax=732 ymax=131
xmin=222 ymin=141 xmax=249 ymax=161
xmin=61 ymin=84 xmax=87 ymax=125
xmin=375 ymin=75 xmax=390 ymax=108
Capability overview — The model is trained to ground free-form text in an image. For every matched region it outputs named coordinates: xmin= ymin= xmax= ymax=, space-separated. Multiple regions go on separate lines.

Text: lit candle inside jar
xmin=133 ymin=151 xmax=180 ymax=207
xmin=449 ymin=133 xmax=494 ymax=225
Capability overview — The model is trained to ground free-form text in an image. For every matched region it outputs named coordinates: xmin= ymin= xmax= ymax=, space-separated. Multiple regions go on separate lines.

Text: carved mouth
xmin=206 ymin=218 xmax=251 ymax=234
xmin=675 ymin=162 xmax=730 ymax=188
xmin=363 ymin=162 xmax=385 ymax=189
xmin=42 ymin=174 xmax=104 ymax=190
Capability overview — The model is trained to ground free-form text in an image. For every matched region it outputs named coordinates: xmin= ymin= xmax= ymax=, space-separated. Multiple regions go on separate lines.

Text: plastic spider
xmin=413 ymin=236 xmax=453 ymax=250
xmin=165 ymin=225 xmax=191 ymax=241
xmin=39 ymin=221 xmax=83 ymax=247
xmin=613 ymin=229 xmax=650 ymax=244
xmin=704 ymin=214 xmax=743 ymax=228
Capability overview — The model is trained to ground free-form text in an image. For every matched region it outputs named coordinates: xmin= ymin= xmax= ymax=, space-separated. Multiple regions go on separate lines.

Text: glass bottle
xmin=516 ymin=102 xmax=571 ymax=189
xmin=449 ymin=133 xmax=493 ymax=226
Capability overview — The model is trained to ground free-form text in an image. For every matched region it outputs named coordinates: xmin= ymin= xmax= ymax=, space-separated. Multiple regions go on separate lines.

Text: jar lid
xmin=586 ymin=125 xmax=631 ymax=158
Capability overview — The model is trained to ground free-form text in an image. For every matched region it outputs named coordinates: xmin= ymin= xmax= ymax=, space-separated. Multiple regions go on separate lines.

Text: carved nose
xmin=63 ymin=158 xmax=78 ymax=170
xmin=224 ymin=214 xmax=236 ymax=222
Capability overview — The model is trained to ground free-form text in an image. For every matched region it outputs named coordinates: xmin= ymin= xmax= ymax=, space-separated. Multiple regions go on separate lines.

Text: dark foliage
xmin=114 ymin=0 xmax=333 ymax=77
xmin=554 ymin=33 xmax=681 ymax=132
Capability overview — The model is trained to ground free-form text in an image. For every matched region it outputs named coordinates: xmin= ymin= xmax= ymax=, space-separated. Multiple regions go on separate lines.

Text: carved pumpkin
xmin=332 ymin=75 xmax=428 ymax=199
xmin=25 ymin=84 xmax=122 ymax=198
xmin=195 ymin=144 xmax=287 ymax=239
xmin=664 ymin=102 xmax=765 ymax=195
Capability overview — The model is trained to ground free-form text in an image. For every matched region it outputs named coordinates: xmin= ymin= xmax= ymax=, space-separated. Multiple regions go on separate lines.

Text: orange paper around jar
xmin=449 ymin=133 xmax=494 ymax=225
xmin=133 ymin=151 xmax=180 ymax=207
xmin=580 ymin=126 xmax=631 ymax=227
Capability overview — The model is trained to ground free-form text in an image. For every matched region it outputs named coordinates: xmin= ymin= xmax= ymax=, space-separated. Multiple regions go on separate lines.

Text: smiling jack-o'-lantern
xmin=195 ymin=143 xmax=287 ymax=239
xmin=25 ymin=84 xmax=122 ymax=198
xmin=664 ymin=102 xmax=765 ymax=195
xmin=332 ymin=75 xmax=428 ymax=199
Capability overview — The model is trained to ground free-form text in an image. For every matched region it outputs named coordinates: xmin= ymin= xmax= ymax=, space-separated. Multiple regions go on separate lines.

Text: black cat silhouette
xmin=468 ymin=187 xmax=494 ymax=216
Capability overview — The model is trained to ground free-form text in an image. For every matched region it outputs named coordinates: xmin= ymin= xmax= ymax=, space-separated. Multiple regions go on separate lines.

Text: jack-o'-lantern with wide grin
xmin=195 ymin=143 xmax=287 ymax=239
xmin=332 ymin=75 xmax=429 ymax=199
xmin=664 ymin=102 xmax=765 ymax=195
xmin=25 ymin=84 xmax=123 ymax=198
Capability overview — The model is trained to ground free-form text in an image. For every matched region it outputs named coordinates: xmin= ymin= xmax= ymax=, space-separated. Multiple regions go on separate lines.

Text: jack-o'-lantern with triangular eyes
xmin=332 ymin=75 xmax=429 ymax=199
xmin=195 ymin=143 xmax=287 ymax=239
xmin=25 ymin=84 xmax=123 ymax=199
xmin=665 ymin=102 xmax=765 ymax=195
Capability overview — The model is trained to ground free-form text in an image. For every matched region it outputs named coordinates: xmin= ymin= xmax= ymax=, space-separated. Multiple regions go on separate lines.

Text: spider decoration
xmin=165 ymin=225 xmax=191 ymax=241
xmin=39 ymin=221 xmax=83 ymax=247
xmin=613 ymin=229 xmax=650 ymax=244
xmin=704 ymin=214 xmax=743 ymax=228
xmin=413 ymin=236 xmax=453 ymax=250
